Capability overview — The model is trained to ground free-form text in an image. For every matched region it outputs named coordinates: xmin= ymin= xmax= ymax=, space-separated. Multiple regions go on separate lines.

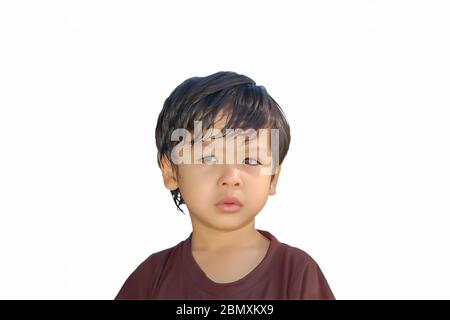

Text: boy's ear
xmin=269 ymin=164 xmax=282 ymax=196
xmin=160 ymin=154 xmax=179 ymax=191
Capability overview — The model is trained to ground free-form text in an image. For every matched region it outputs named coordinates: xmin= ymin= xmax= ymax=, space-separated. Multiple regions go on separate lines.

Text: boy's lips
xmin=215 ymin=196 xmax=243 ymax=213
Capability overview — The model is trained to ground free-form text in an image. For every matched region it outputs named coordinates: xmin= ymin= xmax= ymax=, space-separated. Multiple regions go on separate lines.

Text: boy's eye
xmin=244 ymin=158 xmax=261 ymax=166
xmin=201 ymin=155 xmax=218 ymax=164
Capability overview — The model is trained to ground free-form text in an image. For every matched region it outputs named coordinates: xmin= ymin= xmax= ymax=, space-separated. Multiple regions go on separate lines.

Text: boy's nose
xmin=218 ymin=165 xmax=242 ymax=188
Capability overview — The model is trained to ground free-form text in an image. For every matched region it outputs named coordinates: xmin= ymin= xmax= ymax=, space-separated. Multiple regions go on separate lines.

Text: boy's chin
xmin=191 ymin=213 xmax=257 ymax=231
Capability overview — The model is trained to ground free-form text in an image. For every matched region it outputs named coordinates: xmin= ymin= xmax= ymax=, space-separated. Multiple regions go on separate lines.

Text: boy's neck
xmin=191 ymin=221 xmax=266 ymax=252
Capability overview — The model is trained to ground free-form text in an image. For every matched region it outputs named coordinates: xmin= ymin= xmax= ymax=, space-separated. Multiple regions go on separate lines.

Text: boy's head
xmin=155 ymin=71 xmax=290 ymax=229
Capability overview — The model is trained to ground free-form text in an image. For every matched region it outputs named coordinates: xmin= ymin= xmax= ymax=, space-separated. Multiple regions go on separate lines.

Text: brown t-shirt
xmin=115 ymin=230 xmax=335 ymax=299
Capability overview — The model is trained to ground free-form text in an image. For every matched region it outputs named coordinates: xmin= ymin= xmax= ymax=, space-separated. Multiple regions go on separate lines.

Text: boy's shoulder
xmin=257 ymin=229 xmax=318 ymax=264
xmin=134 ymin=239 xmax=185 ymax=273
xmin=115 ymin=240 xmax=185 ymax=299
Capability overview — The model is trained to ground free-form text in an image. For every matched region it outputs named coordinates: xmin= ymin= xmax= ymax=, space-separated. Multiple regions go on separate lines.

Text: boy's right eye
xmin=201 ymin=155 xmax=218 ymax=165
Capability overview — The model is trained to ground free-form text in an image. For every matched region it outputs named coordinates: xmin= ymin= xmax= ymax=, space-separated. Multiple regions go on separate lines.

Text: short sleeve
xmin=115 ymin=256 xmax=154 ymax=300
xmin=299 ymin=259 xmax=335 ymax=300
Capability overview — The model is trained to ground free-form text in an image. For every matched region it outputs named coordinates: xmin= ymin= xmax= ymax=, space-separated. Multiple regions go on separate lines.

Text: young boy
xmin=115 ymin=71 xmax=335 ymax=299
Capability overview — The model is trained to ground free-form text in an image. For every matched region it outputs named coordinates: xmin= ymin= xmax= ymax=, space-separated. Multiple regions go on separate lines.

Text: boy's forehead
xmin=200 ymin=128 xmax=271 ymax=150
xmin=195 ymin=129 xmax=272 ymax=154
xmin=212 ymin=110 xmax=229 ymax=129
xmin=195 ymin=110 xmax=272 ymax=149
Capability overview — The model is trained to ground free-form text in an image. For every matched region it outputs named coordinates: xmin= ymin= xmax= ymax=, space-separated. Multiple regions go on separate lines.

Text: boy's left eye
xmin=244 ymin=158 xmax=261 ymax=166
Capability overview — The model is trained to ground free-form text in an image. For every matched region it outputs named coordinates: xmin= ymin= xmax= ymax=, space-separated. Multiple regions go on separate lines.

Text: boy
xmin=115 ymin=71 xmax=335 ymax=299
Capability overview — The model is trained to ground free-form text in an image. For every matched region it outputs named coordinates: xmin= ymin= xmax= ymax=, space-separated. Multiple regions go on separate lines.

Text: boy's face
xmin=160 ymin=113 xmax=282 ymax=232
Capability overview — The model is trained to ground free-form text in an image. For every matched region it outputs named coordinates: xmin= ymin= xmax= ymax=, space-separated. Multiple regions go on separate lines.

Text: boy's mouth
xmin=215 ymin=196 xmax=243 ymax=213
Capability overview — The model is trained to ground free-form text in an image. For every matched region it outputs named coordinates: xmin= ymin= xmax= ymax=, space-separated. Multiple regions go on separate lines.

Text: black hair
xmin=155 ymin=71 xmax=291 ymax=214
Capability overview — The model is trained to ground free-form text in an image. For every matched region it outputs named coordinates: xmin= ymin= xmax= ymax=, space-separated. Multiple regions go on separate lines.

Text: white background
xmin=0 ymin=0 xmax=449 ymax=299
